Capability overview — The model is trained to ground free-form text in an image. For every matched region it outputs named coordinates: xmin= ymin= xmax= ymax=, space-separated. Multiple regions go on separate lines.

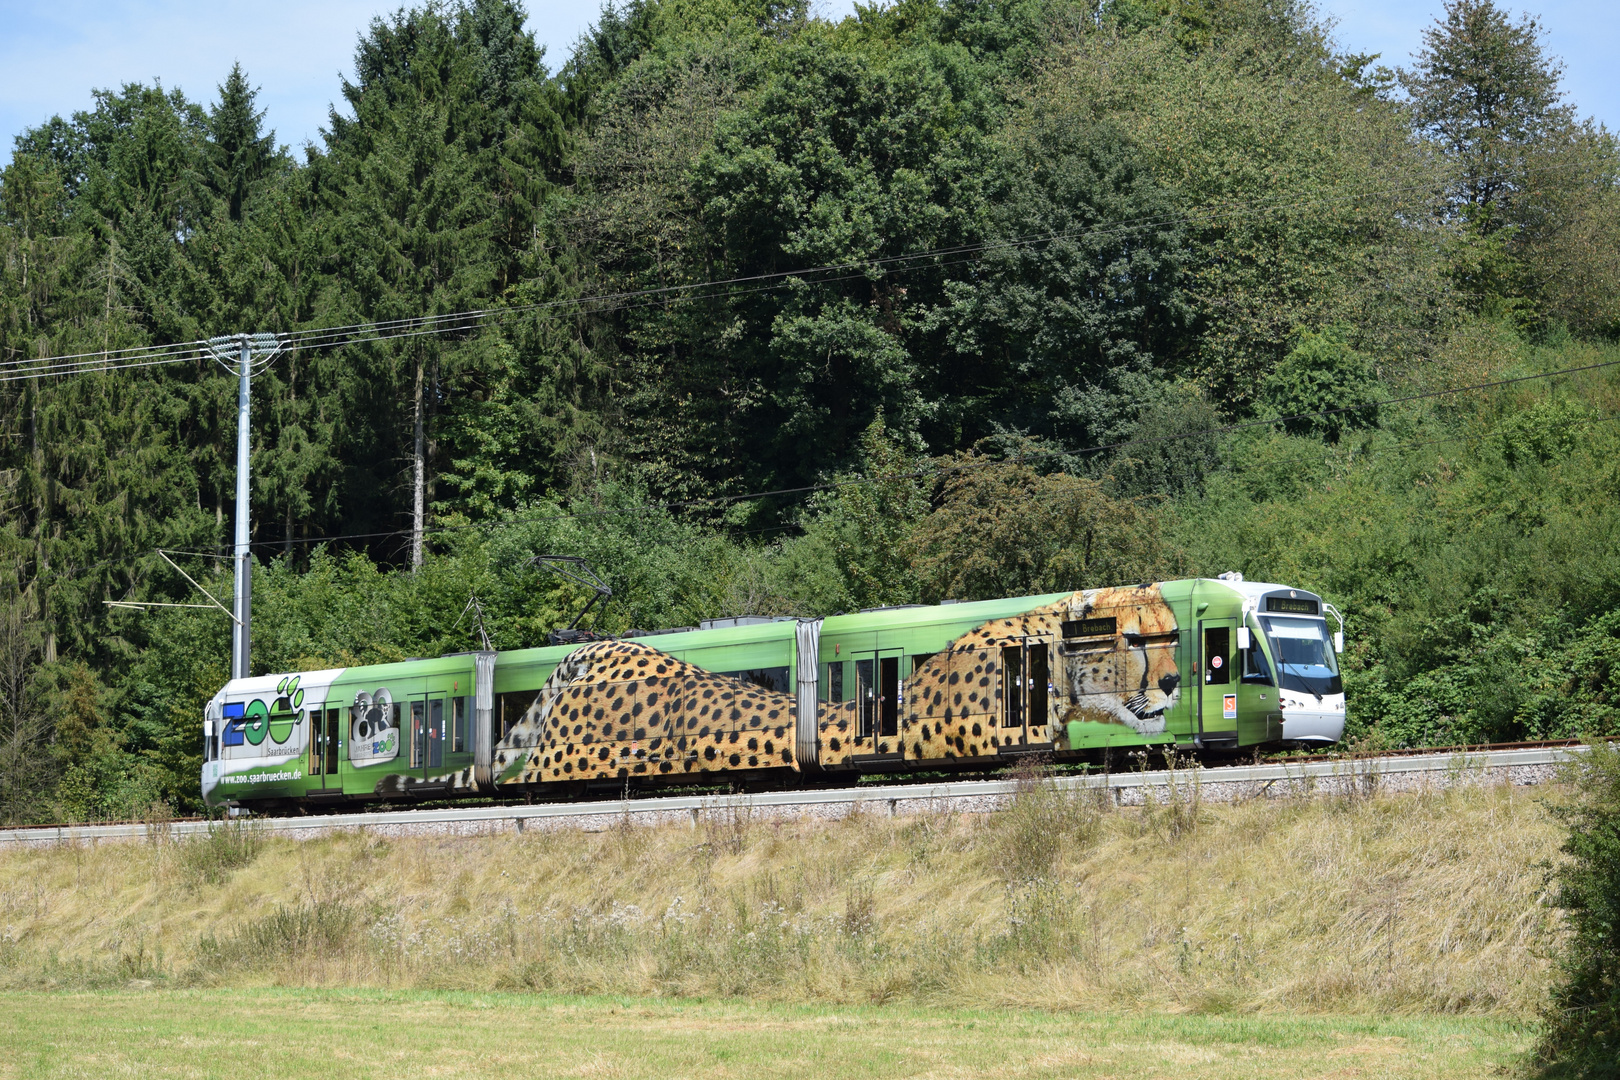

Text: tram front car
xmin=1225 ymin=577 xmax=1346 ymax=745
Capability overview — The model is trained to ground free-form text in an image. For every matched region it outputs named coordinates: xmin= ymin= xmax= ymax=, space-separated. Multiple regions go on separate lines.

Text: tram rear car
xmin=200 ymin=576 xmax=1345 ymax=809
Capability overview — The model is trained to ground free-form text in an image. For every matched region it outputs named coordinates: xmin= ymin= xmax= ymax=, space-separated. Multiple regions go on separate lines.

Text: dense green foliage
xmin=0 ymin=0 xmax=1616 ymax=821
xmin=1538 ymin=742 xmax=1620 ymax=1078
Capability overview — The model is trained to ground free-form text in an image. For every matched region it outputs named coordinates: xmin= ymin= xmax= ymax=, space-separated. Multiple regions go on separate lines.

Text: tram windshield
xmin=1260 ymin=616 xmax=1342 ymax=697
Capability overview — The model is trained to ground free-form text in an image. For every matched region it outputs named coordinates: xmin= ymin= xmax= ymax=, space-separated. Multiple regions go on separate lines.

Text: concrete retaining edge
xmin=0 ymin=745 xmax=1585 ymax=847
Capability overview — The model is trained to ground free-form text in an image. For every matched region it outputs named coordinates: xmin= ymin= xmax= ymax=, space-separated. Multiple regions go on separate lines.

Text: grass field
xmin=0 ymin=775 xmax=1565 ymax=1019
xmin=0 ymin=988 xmax=1535 ymax=1079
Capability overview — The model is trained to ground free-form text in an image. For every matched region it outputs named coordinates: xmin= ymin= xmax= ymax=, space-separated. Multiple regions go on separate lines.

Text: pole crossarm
xmin=205 ymin=332 xmax=285 ymax=374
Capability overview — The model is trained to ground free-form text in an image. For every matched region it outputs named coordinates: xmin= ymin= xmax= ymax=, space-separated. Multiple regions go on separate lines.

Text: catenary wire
xmin=216 ymin=353 xmax=1620 ymax=554
xmin=268 ymin=155 xmax=1594 ymax=354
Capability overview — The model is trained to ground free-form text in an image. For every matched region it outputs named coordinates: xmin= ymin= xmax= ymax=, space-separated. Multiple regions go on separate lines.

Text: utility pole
xmin=232 ymin=335 xmax=252 ymax=681
xmin=207 ymin=333 xmax=282 ymax=681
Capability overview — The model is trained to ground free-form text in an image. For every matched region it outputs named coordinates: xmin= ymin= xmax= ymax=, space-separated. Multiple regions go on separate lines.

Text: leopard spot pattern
xmin=496 ymin=640 xmax=798 ymax=784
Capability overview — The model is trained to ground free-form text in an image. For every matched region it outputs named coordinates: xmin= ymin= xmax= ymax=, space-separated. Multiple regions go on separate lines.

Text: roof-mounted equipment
xmin=530 ymin=555 xmax=613 ymax=647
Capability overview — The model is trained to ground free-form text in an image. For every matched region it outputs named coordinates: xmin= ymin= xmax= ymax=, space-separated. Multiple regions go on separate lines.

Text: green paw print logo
xmin=245 ymin=676 xmax=306 ymax=746
xmin=276 ymin=675 xmax=306 ymax=710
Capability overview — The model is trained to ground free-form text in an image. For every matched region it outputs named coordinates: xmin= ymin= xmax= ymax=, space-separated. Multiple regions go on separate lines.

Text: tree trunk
xmin=28 ymin=372 xmax=55 ymax=664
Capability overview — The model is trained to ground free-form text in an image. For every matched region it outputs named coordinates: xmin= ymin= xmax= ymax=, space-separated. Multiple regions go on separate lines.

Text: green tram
xmin=200 ymin=575 xmax=1346 ymax=810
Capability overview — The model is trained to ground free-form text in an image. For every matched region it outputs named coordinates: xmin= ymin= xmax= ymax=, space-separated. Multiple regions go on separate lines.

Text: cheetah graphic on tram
xmin=380 ymin=587 xmax=1183 ymax=791
xmin=201 ymin=576 xmax=1344 ymax=812
xmin=493 ymin=640 xmax=797 ymax=784
xmin=818 ymin=584 xmax=1183 ymax=765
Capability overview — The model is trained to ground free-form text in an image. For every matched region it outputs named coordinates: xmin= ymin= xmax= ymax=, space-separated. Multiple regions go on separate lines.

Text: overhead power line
xmin=208 ymin=352 xmax=1620 ymax=555
xmin=0 ymin=338 xmax=212 ymax=368
xmin=260 ymin=155 xmax=1597 ymax=358
xmin=0 ymin=156 xmax=1591 ymax=383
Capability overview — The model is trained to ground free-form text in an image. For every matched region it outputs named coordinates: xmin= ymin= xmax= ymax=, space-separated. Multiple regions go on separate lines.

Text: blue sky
xmin=0 ymin=0 xmax=1614 ymax=167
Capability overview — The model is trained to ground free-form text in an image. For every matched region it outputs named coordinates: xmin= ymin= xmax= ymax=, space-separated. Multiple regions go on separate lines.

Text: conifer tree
xmin=207 ymin=64 xmax=280 ymax=222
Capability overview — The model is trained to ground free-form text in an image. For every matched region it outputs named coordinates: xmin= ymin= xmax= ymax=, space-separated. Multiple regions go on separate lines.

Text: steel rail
xmin=0 ymin=744 xmax=1587 ymax=846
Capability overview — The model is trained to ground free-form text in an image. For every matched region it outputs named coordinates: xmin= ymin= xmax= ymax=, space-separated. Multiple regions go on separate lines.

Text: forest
xmin=0 ymin=0 xmax=1616 ymax=822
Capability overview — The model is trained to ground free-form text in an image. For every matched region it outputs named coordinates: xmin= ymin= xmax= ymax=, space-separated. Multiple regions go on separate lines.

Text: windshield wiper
xmin=1280 ymin=659 xmax=1332 ymax=699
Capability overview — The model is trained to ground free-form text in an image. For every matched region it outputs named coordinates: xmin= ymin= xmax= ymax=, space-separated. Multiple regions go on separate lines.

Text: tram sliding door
xmin=427 ymin=696 xmax=445 ymax=769
xmin=999 ymin=639 xmax=1053 ymax=750
xmin=307 ymin=705 xmax=343 ymax=789
xmin=854 ymin=651 xmax=903 ymax=757
xmin=410 ymin=694 xmax=447 ymax=775
xmin=1198 ymin=618 xmax=1239 ymax=743
xmin=322 ymin=706 xmax=340 ymax=787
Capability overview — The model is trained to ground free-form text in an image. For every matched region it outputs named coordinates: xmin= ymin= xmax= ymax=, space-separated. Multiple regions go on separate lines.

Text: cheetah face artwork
xmin=493 ymin=639 xmax=797 ymax=784
xmin=1054 ymin=588 xmax=1181 ymax=735
xmin=936 ymin=586 xmax=1181 ymax=739
xmin=823 ymin=584 xmax=1183 ymax=765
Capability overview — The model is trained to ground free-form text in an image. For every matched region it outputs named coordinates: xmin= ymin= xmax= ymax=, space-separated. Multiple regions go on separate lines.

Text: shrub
xmin=175 ymin=819 xmax=264 ymax=887
xmin=986 ymin=758 xmax=1102 ymax=883
xmin=1536 ymin=741 xmax=1620 ymax=1078
xmin=1261 ymin=326 xmax=1382 ymax=442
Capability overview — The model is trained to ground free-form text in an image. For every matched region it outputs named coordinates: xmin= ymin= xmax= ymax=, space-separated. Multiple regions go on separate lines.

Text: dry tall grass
xmin=0 ymin=776 xmax=1566 ymax=1016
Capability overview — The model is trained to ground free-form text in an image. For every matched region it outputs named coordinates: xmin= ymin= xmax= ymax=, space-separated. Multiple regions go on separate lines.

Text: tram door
xmin=427 ymin=696 xmax=445 ymax=769
xmin=307 ymin=706 xmax=343 ymax=788
xmin=854 ymin=651 xmax=902 ymax=752
xmin=321 ymin=706 xmax=340 ymax=786
xmin=1000 ymin=639 xmax=1053 ymax=748
xmin=409 ymin=694 xmax=447 ymax=773
xmin=1199 ymin=619 xmax=1239 ymax=738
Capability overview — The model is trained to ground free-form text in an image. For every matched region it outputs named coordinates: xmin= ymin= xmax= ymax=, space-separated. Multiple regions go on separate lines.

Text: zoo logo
xmin=222 ymin=676 xmax=305 ymax=747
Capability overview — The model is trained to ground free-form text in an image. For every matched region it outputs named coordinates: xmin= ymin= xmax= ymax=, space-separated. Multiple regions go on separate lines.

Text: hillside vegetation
xmin=0 ymin=0 xmax=1618 ymax=822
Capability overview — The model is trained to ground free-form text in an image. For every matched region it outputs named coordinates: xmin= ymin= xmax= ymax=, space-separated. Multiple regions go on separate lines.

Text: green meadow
xmin=0 ymin=989 xmax=1533 ymax=1080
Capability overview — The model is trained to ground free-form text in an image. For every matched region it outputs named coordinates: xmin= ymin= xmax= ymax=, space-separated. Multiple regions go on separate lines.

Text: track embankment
xmin=0 ymin=759 xmax=1565 ymax=1016
xmin=0 ymin=745 xmax=1577 ymax=847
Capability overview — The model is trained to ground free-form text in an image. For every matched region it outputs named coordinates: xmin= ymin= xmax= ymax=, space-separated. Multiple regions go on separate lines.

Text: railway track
xmin=0 ymin=742 xmax=1588 ymax=847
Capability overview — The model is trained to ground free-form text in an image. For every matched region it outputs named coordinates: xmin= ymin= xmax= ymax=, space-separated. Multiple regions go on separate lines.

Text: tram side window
xmin=221 ymin=702 xmax=245 ymax=746
xmin=452 ymin=696 xmax=468 ymax=752
xmin=496 ymin=690 xmax=540 ymax=741
xmin=823 ymin=661 xmax=845 ymax=702
xmin=720 ymin=667 xmax=790 ymax=695
xmin=1241 ymin=631 xmax=1273 ymax=684
xmin=1204 ymin=626 xmax=1231 ymax=685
